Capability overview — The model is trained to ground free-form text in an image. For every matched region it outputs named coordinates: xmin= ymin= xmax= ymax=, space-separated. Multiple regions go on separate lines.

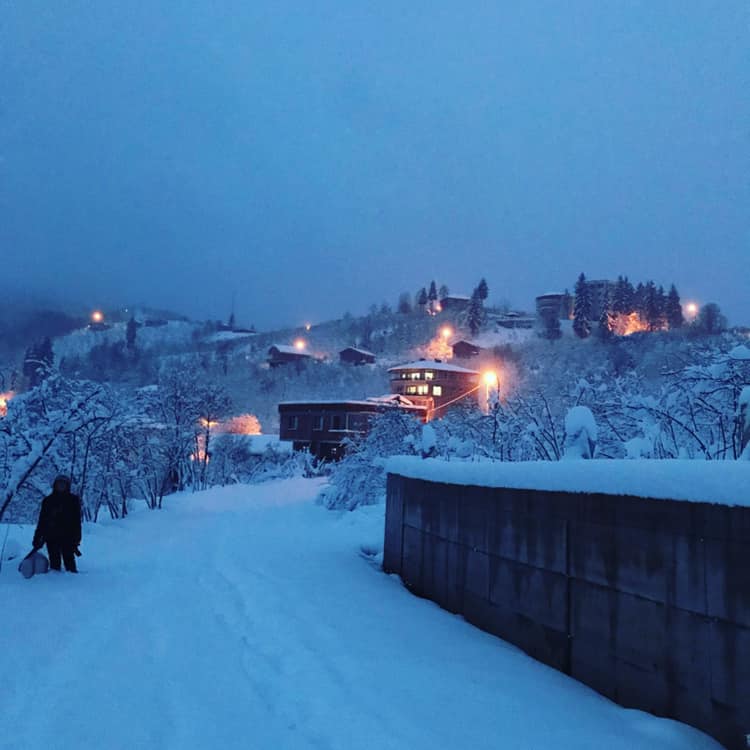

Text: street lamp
xmin=294 ymin=338 xmax=306 ymax=351
xmin=91 ymin=310 xmax=104 ymax=324
xmin=483 ymin=371 xmax=499 ymax=411
xmin=440 ymin=326 xmax=453 ymax=340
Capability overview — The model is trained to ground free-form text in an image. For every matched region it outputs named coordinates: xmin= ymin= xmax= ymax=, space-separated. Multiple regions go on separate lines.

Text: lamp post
xmin=483 ymin=371 xmax=499 ymax=412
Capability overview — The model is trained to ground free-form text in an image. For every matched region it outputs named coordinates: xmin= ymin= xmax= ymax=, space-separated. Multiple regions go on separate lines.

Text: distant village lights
xmin=305 ymin=323 xmax=312 ymax=331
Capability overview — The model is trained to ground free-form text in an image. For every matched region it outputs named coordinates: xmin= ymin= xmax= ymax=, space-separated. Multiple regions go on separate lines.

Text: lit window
xmin=287 ymin=416 xmax=298 ymax=430
xmin=410 ymin=372 xmax=421 ymax=380
xmin=406 ymin=385 xmax=418 ymax=395
xmin=433 ymin=385 xmax=442 ymax=396
xmin=424 ymin=371 xmax=434 ymax=380
xmin=313 ymin=416 xmax=324 ymax=431
xmin=417 ymin=384 xmax=429 ymax=395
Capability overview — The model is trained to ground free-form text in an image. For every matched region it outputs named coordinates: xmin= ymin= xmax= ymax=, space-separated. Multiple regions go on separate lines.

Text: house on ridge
xmin=268 ymin=344 xmax=313 ymax=368
xmin=339 ymin=347 xmax=376 ymax=365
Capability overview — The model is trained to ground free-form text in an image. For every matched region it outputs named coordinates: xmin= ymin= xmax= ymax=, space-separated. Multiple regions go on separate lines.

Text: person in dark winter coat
xmin=32 ymin=475 xmax=82 ymax=573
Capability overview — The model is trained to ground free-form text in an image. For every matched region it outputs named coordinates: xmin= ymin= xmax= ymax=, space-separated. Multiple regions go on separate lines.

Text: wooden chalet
xmin=279 ymin=396 xmax=426 ymax=460
xmin=339 ymin=347 xmax=376 ymax=365
xmin=452 ymin=340 xmax=482 ymax=359
xmin=268 ymin=344 xmax=313 ymax=368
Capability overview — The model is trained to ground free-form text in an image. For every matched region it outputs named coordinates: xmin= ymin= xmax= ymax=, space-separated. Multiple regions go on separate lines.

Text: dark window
xmin=331 ymin=415 xmax=344 ymax=430
xmin=287 ymin=415 xmax=298 ymax=430
xmin=313 ymin=416 xmax=324 ymax=431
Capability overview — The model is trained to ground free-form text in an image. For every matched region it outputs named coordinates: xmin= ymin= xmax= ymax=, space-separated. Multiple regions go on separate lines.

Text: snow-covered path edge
xmin=0 ymin=478 xmax=721 ymax=750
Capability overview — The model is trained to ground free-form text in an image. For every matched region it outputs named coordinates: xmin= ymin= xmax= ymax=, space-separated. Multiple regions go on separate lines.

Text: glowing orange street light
xmin=91 ymin=310 xmax=104 ymax=324
xmin=294 ymin=338 xmax=306 ymax=351
xmin=440 ymin=326 xmax=453 ymax=340
xmin=483 ymin=370 xmax=499 ymax=411
xmin=685 ymin=302 xmax=699 ymax=318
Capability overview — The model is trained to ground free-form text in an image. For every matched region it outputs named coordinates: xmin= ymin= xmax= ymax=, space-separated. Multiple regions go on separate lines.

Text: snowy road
xmin=1 ymin=479 xmax=720 ymax=750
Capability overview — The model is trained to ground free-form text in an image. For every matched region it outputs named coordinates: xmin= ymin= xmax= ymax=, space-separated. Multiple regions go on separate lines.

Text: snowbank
xmin=385 ymin=457 xmax=750 ymax=507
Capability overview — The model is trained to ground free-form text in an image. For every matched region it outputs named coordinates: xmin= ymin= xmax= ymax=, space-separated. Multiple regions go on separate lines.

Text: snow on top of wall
xmin=388 ymin=360 xmax=479 ymax=374
xmin=385 ymin=456 xmax=750 ymax=507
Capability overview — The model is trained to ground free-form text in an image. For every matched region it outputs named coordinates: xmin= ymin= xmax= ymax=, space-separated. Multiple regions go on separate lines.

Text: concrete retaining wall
xmin=384 ymin=473 xmax=750 ymax=749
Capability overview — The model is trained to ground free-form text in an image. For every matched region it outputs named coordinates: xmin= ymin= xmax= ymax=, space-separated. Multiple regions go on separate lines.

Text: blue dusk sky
xmin=1 ymin=1 xmax=747 ymax=328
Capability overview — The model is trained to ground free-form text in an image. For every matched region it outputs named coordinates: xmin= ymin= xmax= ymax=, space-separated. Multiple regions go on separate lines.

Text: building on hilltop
xmin=439 ymin=295 xmax=471 ymax=313
xmin=536 ymin=292 xmax=573 ymax=321
xmin=279 ymin=396 xmax=426 ymax=460
xmin=388 ymin=359 xmax=480 ymax=420
xmin=268 ymin=345 xmax=313 ymax=368
xmin=339 ymin=347 xmax=376 ymax=365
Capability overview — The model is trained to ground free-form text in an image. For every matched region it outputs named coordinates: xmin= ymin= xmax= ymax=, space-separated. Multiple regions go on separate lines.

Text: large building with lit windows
xmin=388 ymin=359 xmax=480 ymax=419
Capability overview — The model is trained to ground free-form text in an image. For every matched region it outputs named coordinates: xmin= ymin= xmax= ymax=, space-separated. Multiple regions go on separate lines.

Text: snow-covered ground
xmin=1 ymin=479 xmax=719 ymax=750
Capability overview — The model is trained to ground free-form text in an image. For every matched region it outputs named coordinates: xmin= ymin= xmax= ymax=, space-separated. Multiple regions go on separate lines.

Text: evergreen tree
xmin=643 ymin=281 xmax=662 ymax=331
xmin=467 ymin=289 xmax=484 ymax=336
xmin=633 ymin=282 xmax=646 ymax=317
xmin=665 ymin=284 xmax=684 ymax=329
xmin=228 ymin=311 xmax=236 ymax=330
xmin=476 ymin=278 xmax=489 ymax=301
xmin=416 ymin=287 xmax=428 ymax=310
xmin=438 ymin=284 xmax=449 ymax=300
xmin=428 ymin=281 xmax=438 ymax=303
xmin=397 ymin=292 xmax=412 ymax=314
xmin=597 ymin=290 xmax=615 ymax=341
xmin=612 ymin=275 xmax=634 ymax=315
xmin=126 ymin=317 xmax=138 ymax=350
xmin=573 ymin=273 xmax=592 ymax=339
xmin=695 ymin=303 xmax=727 ymax=335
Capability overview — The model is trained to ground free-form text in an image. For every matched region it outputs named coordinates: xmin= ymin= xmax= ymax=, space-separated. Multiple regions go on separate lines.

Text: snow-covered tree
xmin=695 ymin=303 xmax=727 ymax=335
xmin=318 ymin=410 xmax=421 ymax=510
xmin=564 ymin=406 xmax=598 ymax=459
xmin=466 ymin=289 xmax=484 ymax=336
xmin=476 ymin=278 xmax=489 ymax=302
xmin=665 ymin=285 xmax=684 ymax=329
xmin=397 ymin=292 xmax=412 ymax=314
xmin=573 ymin=273 xmax=591 ymax=339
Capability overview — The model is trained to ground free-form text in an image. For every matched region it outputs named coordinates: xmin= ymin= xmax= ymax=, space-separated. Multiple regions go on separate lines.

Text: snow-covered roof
xmin=442 ymin=294 xmax=470 ymax=300
xmin=269 ymin=345 xmax=312 ymax=356
xmin=385 ymin=457 xmax=750 ymax=508
xmin=340 ymin=347 xmax=376 ymax=357
xmin=279 ymin=399 xmax=426 ymax=411
xmin=388 ymin=360 xmax=479 ymax=375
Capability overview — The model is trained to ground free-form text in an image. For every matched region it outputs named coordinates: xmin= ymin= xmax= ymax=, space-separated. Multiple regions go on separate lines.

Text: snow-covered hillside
xmin=1 ymin=479 xmax=719 ymax=750
xmin=53 ymin=320 xmax=199 ymax=360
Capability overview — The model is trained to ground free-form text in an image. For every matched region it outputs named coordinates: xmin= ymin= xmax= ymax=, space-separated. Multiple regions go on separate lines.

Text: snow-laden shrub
xmin=564 ymin=406 xmax=597 ymax=459
xmin=318 ymin=411 xmax=421 ymax=510
xmin=208 ymin=436 xmax=320 ymax=485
